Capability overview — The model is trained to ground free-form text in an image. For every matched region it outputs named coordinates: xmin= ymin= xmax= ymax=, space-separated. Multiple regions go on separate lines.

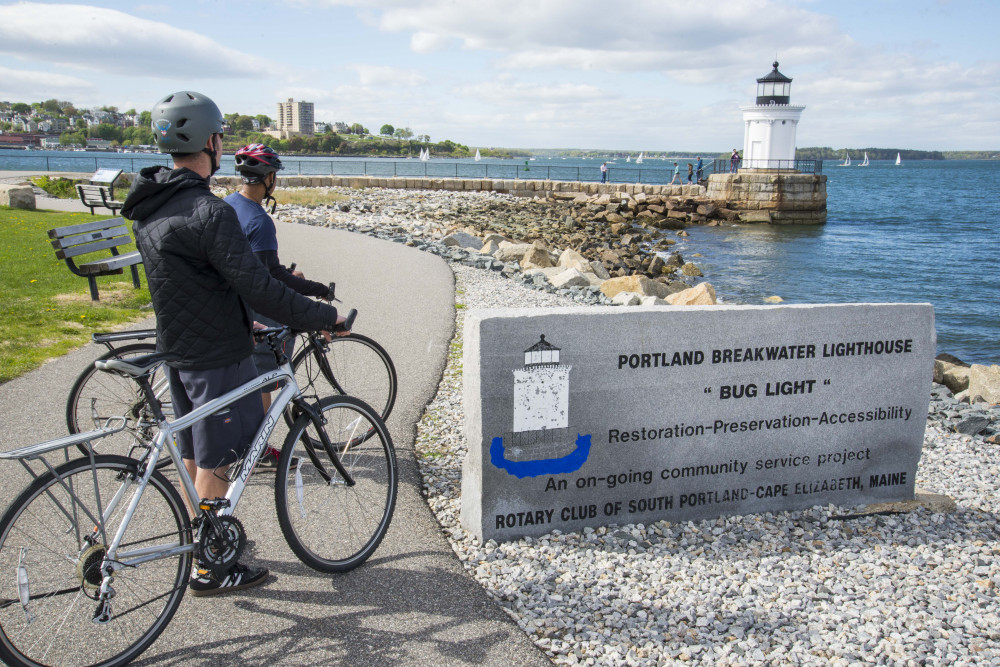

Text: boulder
xmin=665 ymin=252 xmax=684 ymax=268
xmin=589 ymin=261 xmax=611 ymax=279
xmin=482 ymin=233 xmax=509 ymax=246
xmin=520 ymin=244 xmax=554 ymax=270
xmin=494 ymin=242 xmax=534 ymax=262
xmin=558 ymin=248 xmax=594 ymax=273
xmin=681 ymin=262 xmax=703 ymax=277
xmin=934 ymin=356 xmax=971 ymax=394
xmin=640 ymin=295 xmax=668 ymax=306
xmin=0 ymin=184 xmax=35 ymax=210
xmin=600 ymin=275 xmax=672 ymax=300
xmin=480 ymin=239 xmax=501 ymax=255
xmin=665 ymin=282 xmax=717 ymax=306
xmin=550 ymin=268 xmax=592 ymax=289
xmin=612 ymin=292 xmax=642 ymax=306
xmin=967 ymin=364 xmax=1000 ymax=404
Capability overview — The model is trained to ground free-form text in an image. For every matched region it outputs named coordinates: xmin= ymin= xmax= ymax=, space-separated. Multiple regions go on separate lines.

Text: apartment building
xmin=276 ymin=98 xmax=315 ymax=136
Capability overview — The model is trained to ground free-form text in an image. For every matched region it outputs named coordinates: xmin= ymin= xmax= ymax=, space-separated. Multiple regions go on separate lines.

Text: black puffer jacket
xmin=122 ymin=166 xmax=340 ymax=370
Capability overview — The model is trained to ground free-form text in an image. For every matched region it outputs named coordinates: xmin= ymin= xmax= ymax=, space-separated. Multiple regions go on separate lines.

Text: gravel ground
xmin=277 ymin=188 xmax=1000 ymax=666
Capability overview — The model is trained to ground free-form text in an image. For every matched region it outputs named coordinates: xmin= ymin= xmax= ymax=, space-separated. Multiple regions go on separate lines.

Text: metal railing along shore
xmin=1 ymin=154 xmax=722 ymax=185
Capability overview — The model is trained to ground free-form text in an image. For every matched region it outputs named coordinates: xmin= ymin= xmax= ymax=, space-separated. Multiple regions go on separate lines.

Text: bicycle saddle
xmin=96 ymin=352 xmax=180 ymax=377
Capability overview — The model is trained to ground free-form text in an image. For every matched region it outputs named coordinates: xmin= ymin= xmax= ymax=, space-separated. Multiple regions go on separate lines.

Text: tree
xmin=380 ymin=124 xmax=394 ymax=136
xmin=139 ymin=111 xmax=151 ymax=128
xmin=89 ymin=123 xmax=122 ymax=141
xmin=42 ymin=99 xmax=61 ymax=113
xmin=255 ymin=114 xmax=272 ymax=128
xmin=11 ymin=102 xmax=30 ymax=114
xmin=349 ymin=123 xmax=365 ymax=135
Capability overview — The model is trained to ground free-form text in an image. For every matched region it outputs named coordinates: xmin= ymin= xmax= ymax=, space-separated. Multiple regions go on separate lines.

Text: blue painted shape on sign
xmin=490 ymin=434 xmax=591 ymax=478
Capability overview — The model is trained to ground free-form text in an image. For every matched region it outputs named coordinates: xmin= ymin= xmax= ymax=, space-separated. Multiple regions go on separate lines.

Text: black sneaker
xmin=253 ymin=446 xmax=298 ymax=473
xmin=189 ymin=563 xmax=269 ymax=597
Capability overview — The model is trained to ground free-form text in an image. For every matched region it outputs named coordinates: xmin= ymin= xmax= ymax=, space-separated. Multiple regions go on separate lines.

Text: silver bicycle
xmin=0 ymin=321 xmax=397 ymax=667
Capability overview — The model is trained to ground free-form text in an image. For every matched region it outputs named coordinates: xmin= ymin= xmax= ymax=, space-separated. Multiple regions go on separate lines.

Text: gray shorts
xmin=167 ymin=357 xmax=264 ymax=470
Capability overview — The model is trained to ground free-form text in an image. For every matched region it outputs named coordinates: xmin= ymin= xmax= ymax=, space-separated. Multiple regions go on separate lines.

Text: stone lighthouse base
xmin=706 ymin=172 xmax=827 ymax=225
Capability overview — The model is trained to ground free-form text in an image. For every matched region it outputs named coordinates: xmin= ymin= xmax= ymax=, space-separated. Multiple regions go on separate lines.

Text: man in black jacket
xmin=122 ymin=91 xmax=346 ymax=597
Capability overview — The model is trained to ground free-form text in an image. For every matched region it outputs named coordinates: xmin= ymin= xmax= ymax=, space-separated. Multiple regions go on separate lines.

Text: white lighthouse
xmin=740 ymin=61 xmax=804 ymax=170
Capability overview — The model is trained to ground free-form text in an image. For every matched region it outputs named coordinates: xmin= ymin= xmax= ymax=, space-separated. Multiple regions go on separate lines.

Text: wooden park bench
xmin=75 ymin=167 xmax=125 ymax=215
xmin=48 ymin=217 xmax=143 ymax=301
xmin=75 ymin=184 xmax=124 ymax=215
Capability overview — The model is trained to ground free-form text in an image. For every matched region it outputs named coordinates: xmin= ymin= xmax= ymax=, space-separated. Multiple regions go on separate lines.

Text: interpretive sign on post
xmin=460 ymin=304 xmax=934 ymax=542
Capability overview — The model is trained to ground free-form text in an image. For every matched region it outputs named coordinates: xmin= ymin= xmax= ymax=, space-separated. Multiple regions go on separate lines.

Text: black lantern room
xmin=756 ymin=61 xmax=792 ymax=105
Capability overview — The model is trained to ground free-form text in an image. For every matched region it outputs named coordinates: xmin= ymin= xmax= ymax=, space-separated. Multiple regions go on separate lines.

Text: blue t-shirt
xmin=224 ymin=192 xmax=278 ymax=253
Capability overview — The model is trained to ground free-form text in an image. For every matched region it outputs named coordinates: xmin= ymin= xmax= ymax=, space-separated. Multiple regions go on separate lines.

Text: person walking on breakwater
xmin=730 ymin=149 xmax=741 ymax=173
xmin=121 ymin=90 xmax=348 ymax=597
xmin=686 ymin=163 xmax=694 ymax=184
xmin=695 ymin=156 xmax=703 ymax=183
xmin=669 ymin=161 xmax=681 ymax=184
xmin=600 ymin=162 xmax=608 ymax=183
xmin=223 ymin=143 xmax=340 ymax=470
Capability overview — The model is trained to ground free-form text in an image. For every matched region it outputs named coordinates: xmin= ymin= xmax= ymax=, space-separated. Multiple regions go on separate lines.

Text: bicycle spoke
xmin=0 ymin=456 xmax=191 ymax=667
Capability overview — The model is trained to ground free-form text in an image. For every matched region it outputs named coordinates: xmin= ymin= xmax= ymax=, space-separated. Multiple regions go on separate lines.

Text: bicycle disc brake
xmin=198 ymin=516 xmax=246 ymax=578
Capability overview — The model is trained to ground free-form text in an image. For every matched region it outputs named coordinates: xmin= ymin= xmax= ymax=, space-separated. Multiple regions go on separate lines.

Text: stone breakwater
xmin=275 ymin=185 xmax=719 ymax=307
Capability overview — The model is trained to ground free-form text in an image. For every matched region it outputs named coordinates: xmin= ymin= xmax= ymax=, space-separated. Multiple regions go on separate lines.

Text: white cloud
xmin=0 ymin=3 xmax=277 ymax=79
xmin=0 ymin=65 xmax=96 ymax=98
xmin=348 ymin=64 xmax=427 ymax=87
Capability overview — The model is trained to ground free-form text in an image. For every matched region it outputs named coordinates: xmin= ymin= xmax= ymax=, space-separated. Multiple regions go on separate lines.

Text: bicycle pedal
xmin=198 ymin=498 xmax=231 ymax=511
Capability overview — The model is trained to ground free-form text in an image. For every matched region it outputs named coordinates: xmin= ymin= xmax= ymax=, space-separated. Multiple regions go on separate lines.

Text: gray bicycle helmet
xmin=150 ymin=91 xmax=224 ymax=154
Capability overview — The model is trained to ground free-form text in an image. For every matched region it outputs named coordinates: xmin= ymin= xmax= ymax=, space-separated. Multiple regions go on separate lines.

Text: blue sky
xmin=1 ymin=0 xmax=998 ymax=151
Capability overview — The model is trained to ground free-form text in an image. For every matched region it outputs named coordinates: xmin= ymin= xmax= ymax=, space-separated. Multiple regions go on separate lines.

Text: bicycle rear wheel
xmin=275 ymin=395 xmax=397 ymax=573
xmin=289 ymin=333 xmax=397 ymax=425
xmin=66 ymin=343 xmax=171 ymax=464
xmin=0 ymin=455 xmax=192 ymax=667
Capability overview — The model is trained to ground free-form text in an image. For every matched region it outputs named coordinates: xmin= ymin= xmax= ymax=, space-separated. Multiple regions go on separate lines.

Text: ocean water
xmin=682 ymin=160 xmax=1000 ymax=364
xmin=2 ymin=151 xmax=996 ymax=362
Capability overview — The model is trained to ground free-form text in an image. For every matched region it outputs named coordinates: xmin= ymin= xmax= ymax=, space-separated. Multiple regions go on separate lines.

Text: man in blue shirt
xmin=224 ymin=144 xmax=338 ymax=468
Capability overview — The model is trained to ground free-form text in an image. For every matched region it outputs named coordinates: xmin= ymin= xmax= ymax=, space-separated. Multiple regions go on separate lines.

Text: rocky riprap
xmin=276 ymin=186 xmax=714 ymax=304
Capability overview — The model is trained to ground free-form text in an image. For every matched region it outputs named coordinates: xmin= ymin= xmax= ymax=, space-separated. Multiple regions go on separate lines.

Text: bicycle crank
xmin=198 ymin=515 xmax=246 ymax=579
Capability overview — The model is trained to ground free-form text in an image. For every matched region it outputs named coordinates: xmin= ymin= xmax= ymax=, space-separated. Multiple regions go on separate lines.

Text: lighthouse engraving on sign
xmin=491 ymin=335 xmax=592 ymax=478
xmin=460 ymin=304 xmax=934 ymax=542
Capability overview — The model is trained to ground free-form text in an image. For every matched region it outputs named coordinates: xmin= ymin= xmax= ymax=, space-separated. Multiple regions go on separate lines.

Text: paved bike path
xmin=0 ymin=207 xmax=550 ymax=666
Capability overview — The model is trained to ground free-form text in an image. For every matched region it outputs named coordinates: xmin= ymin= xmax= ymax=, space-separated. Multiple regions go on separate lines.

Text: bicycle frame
xmin=104 ymin=361 xmax=304 ymax=571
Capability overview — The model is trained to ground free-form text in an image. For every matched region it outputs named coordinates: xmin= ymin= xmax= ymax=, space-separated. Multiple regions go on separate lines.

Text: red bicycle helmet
xmin=234 ymin=144 xmax=284 ymax=180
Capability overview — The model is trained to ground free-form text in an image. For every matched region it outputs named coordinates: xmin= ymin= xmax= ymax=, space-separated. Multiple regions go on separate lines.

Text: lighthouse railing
xmin=713 ymin=158 xmax=822 ymax=174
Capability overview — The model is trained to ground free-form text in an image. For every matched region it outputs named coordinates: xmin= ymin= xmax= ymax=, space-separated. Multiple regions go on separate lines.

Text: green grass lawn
xmin=0 ymin=207 xmax=152 ymax=383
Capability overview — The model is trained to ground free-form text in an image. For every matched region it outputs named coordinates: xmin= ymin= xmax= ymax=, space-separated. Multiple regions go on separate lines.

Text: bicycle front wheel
xmin=275 ymin=395 xmax=397 ymax=573
xmin=290 ymin=333 xmax=397 ymax=424
xmin=66 ymin=343 xmax=170 ymax=463
xmin=0 ymin=455 xmax=192 ymax=667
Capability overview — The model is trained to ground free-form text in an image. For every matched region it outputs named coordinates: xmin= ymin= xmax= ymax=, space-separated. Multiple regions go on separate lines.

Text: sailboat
xmin=839 ymin=151 xmax=851 ymax=166
xmin=474 ymin=149 xmax=481 ymax=162
xmin=626 ymin=155 xmax=631 ymax=163
xmin=636 ymin=152 xmax=644 ymax=164
xmin=857 ymin=152 xmax=869 ymax=167
xmin=895 ymin=152 xmax=902 ymax=166
xmin=419 ymin=147 xmax=430 ymax=161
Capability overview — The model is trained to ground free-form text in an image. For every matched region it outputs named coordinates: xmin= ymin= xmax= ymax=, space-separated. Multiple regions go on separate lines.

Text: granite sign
xmin=460 ymin=304 xmax=934 ymax=542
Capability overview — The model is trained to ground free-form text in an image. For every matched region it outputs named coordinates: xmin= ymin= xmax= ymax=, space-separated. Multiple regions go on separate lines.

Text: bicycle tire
xmin=275 ymin=395 xmax=397 ymax=573
xmin=66 ymin=343 xmax=171 ymax=465
xmin=0 ymin=455 xmax=192 ymax=667
xmin=287 ymin=333 xmax=397 ymax=427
